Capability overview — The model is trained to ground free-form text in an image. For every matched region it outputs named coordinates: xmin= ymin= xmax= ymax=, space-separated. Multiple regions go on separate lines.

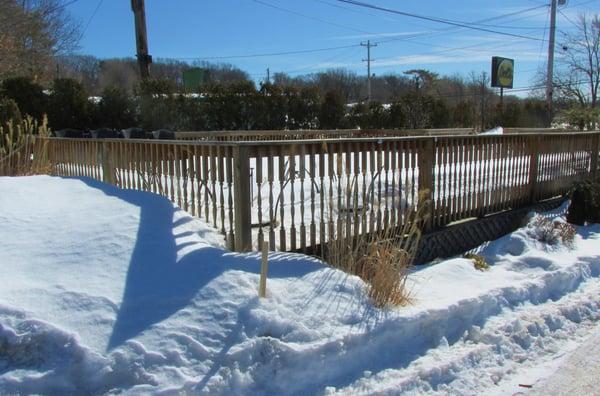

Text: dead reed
xmin=0 ymin=116 xmax=51 ymax=176
xmin=323 ymin=189 xmax=431 ymax=308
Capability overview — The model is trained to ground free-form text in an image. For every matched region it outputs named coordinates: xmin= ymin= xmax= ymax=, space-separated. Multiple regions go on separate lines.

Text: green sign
xmin=182 ymin=68 xmax=205 ymax=90
xmin=491 ymin=57 xmax=514 ymax=89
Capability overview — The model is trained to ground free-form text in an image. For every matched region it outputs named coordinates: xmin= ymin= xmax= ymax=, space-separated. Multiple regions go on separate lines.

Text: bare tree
xmin=555 ymin=13 xmax=599 ymax=125
xmin=56 ymin=54 xmax=100 ymax=92
xmin=0 ymin=0 xmax=80 ymax=81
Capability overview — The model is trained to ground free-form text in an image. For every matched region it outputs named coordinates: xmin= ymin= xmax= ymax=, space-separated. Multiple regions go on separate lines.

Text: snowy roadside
xmin=530 ymin=324 xmax=600 ymax=395
xmin=1 ymin=175 xmax=599 ymax=395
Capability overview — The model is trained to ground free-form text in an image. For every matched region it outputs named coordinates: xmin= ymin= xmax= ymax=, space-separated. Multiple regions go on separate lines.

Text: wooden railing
xmin=22 ymin=131 xmax=600 ymax=253
xmin=173 ymin=128 xmax=476 ymax=141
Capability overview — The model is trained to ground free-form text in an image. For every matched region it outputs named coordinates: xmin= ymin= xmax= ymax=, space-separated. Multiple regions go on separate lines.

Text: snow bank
xmin=479 ymin=126 xmax=504 ymax=135
xmin=1 ymin=176 xmax=600 ymax=395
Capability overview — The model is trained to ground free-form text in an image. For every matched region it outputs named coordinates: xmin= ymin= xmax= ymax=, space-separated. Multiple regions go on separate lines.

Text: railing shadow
xmin=75 ymin=177 xmax=324 ymax=352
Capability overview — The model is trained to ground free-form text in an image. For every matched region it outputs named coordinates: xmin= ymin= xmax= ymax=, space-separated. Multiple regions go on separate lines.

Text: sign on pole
xmin=491 ymin=57 xmax=514 ymax=89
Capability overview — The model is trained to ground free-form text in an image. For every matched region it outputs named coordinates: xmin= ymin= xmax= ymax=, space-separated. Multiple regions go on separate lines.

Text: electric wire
xmin=335 ymin=0 xmax=546 ymax=42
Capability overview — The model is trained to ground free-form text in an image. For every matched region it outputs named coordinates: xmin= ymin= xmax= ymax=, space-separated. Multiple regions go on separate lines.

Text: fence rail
xmin=173 ymin=128 xmax=476 ymax=141
xmin=5 ymin=131 xmax=599 ymax=253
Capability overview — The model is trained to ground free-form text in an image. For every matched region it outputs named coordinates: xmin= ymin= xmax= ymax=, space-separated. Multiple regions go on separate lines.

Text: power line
xmin=159 ymin=44 xmax=360 ymax=61
xmin=247 ymin=46 xmax=362 ymax=78
xmin=80 ymin=0 xmax=103 ymax=39
xmin=370 ymin=5 xmax=550 ymax=47
xmin=159 ymin=3 xmax=550 ymax=63
xmin=335 ymin=0 xmax=546 ymax=42
xmin=251 ymin=0 xmax=372 ymax=35
xmin=558 ymin=9 xmax=580 ymax=28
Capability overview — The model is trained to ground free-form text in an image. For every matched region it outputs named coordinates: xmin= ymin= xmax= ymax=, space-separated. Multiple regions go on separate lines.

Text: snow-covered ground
xmin=1 ymin=175 xmax=599 ymax=395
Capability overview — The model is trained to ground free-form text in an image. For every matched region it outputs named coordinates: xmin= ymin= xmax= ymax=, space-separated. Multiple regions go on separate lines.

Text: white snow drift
xmin=1 ymin=175 xmax=599 ymax=395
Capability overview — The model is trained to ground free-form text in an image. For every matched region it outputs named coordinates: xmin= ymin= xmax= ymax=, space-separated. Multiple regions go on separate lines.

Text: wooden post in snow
xmin=259 ymin=241 xmax=269 ymax=298
xmin=233 ymin=145 xmax=252 ymax=252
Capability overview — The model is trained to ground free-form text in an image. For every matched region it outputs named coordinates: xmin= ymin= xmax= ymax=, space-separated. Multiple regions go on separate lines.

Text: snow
xmin=531 ymin=324 xmax=600 ymax=395
xmin=1 ymin=175 xmax=600 ymax=395
xmin=479 ymin=126 xmax=503 ymax=135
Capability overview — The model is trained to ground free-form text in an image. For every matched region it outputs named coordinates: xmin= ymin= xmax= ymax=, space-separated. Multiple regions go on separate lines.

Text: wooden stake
xmin=259 ymin=241 xmax=269 ymax=298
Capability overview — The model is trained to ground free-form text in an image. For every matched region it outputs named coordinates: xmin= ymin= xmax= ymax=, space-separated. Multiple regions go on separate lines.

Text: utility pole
xmin=266 ymin=68 xmax=270 ymax=84
xmin=361 ymin=40 xmax=377 ymax=102
xmin=546 ymin=0 xmax=558 ymax=126
xmin=131 ymin=0 xmax=152 ymax=80
xmin=481 ymin=78 xmax=485 ymax=131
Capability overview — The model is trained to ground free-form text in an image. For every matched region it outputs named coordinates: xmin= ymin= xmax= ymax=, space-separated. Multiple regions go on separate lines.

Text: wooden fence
xmin=6 ymin=131 xmax=599 ymax=253
xmin=173 ymin=128 xmax=475 ymax=141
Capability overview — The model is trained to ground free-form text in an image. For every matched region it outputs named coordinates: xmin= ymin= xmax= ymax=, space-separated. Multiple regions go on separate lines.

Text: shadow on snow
xmin=75 ymin=178 xmax=324 ymax=351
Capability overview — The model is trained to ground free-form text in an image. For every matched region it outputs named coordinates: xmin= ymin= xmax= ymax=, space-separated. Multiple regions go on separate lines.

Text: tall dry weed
xmin=0 ymin=116 xmax=51 ymax=176
xmin=323 ymin=189 xmax=430 ymax=308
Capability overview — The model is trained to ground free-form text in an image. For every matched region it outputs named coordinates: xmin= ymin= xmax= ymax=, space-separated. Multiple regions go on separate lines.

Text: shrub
xmin=254 ymin=83 xmax=287 ymax=130
xmin=286 ymin=86 xmax=320 ymax=129
xmin=464 ymin=253 xmax=489 ymax=271
xmin=95 ymin=86 xmax=136 ymax=129
xmin=563 ymin=106 xmax=599 ymax=131
xmin=319 ymin=90 xmax=346 ymax=129
xmin=0 ymin=77 xmax=46 ymax=120
xmin=136 ymin=79 xmax=178 ymax=131
xmin=527 ymin=215 xmax=576 ymax=249
xmin=388 ymin=101 xmax=407 ymax=128
xmin=0 ymin=98 xmax=22 ymax=129
xmin=47 ymin=78 xmax=90 ymax=130
xmin=567 ymin=179 xmax=600 ymax=225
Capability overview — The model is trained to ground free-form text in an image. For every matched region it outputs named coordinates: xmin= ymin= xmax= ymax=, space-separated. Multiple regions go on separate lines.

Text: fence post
xmin=233 ymin=145 xmax=252 ymax=252
xmin=418 ymin=137 xmax=435 ymax=232
xmin=528 ymin=135 xmax=540 ymax=204
xmin=590 ymin=133 xmax=600 ymax=178
xmin=101 ymin=141 xmax=115 ymax=185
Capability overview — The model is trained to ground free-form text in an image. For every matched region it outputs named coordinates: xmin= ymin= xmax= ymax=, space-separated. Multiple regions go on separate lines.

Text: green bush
xmin=319 ymin=90 xmax=346 ymax=129
xmin=388 ymin=101 xmax=407 ymax=128
xmin=0 ymin=77 xmax=46 ymax=120
xmin=563 ymin=106 xmax=599 ymax=131
xmin=567 ymin=179 xmax=600 ymax=225
xmin=286 ymin=86 xmax=320 ymax=129
xmin=136 ymin=79 xmax=178 ymax=131
xmin=95 ymin=86 xmax=136 ymax=129
xmin=0 ymin=98 xmax=22 ymax=129
xmin=47 ymin=78 xmax=91 ymax=130
xmin=254 ymin=83 xmax=287 ymax=130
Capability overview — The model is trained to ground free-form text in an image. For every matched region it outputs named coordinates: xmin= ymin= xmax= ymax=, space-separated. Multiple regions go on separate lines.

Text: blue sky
xmin=68 ymin=0 xmax=599 ymax=94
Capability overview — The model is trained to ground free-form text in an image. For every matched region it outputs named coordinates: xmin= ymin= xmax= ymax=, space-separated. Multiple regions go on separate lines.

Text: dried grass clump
xmin=324 ymin=190 xmax=430 ymax=308
xmin=0 ymin=117 xmax=51 ymax=176
xmin=0 ymin=116 xmax=51 ymax=176
xmin=464 ymin=253 xmax=489 ymax=271
xmin=527 ymin=215 xmax=576 ymax=249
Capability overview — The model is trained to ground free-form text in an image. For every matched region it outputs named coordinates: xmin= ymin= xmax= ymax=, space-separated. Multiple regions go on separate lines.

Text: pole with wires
xmin=361 ymin=40 xmax=377 ymax=102
xmin=131 ymin=0 xmax=152 ymax=80
xmin=546 ymin=0 xmax=557 ymax=126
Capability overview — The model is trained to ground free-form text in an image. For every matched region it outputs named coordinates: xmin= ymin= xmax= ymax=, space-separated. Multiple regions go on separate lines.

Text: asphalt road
xmin=532 ymin=323 xmax=600 ymax=396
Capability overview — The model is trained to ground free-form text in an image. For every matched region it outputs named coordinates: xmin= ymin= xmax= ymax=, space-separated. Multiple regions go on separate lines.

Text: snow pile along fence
xmin=11 ymin=131 xmax=600 ymax=253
